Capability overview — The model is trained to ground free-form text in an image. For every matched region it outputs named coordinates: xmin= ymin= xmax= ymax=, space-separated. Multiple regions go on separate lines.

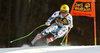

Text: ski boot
xmin=37 ymin=33 xmax=44 ymax=40
xmin=46 ymin=36 xmax=55 ymax=44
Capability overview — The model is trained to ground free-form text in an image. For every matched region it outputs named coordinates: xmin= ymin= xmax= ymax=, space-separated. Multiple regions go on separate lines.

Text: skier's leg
xmin=46 ymin=26 xmax=69 ymax=43
xmin=56 ymin=26 xmax=68 ymax=39
xmin=38 ymin=23 xmax=58 ymax=40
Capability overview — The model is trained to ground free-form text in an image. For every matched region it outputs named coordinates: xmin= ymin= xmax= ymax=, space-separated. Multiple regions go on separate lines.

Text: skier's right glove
xmin=45 ymin=22 xmax=50 ymax=26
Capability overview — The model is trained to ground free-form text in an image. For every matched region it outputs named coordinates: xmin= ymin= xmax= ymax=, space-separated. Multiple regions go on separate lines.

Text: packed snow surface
xmin=0 ymin=45 xmax=100 ymax=53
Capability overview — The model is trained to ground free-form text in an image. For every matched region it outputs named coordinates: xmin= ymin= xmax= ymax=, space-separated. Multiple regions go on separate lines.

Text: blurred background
xmin=0 ymin=0 xmax=100 ymax=48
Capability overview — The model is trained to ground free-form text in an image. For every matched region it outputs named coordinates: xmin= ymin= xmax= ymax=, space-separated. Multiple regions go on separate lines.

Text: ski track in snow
xmin=0 ymin=45 xmax=100 ymax=53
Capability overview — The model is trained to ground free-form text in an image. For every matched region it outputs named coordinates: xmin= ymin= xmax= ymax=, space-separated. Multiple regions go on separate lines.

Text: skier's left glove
xmin=69 ymin=24 xmax=73 ymax=28
xmin=45 ymin=22 xmax=50 ymax=26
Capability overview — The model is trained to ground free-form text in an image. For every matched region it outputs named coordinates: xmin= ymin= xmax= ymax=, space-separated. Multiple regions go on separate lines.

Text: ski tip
xmin=10 ymin=41 xmax=13 ymax=43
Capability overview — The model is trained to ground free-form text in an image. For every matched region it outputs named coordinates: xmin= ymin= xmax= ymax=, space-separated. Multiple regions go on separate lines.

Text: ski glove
xmin=45 ymin=22 xmax=50 ymax=26
xmin=69 ymin=24 xmax=73 ymax=28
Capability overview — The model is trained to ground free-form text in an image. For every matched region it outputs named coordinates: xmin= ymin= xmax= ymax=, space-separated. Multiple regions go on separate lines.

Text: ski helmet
xmin=60 ymin=4 xmax=69 ymax=14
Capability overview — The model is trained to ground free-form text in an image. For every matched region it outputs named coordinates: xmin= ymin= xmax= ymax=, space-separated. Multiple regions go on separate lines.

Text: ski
xmin=31 ymin=33 xmax=40 ymax=45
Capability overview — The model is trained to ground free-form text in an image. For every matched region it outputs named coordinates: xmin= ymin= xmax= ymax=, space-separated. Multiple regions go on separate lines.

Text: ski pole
xmin=60 ymin=28 xmax=71 ymax=45
xmin=10 ymin=24 xmax=45 ymax=43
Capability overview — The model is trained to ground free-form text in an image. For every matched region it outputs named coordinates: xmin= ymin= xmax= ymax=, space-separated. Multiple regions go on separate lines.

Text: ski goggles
xmin=60 ymin=10 xmax=67 ymax=14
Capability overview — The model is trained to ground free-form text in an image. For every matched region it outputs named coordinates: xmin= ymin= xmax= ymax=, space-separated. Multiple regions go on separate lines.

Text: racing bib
xmin=56 ymin=17 xmax=69 ymax=25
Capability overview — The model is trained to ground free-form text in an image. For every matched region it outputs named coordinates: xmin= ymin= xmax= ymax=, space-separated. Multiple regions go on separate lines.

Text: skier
xmin=37 ymin=4 xmax=73 ymax=44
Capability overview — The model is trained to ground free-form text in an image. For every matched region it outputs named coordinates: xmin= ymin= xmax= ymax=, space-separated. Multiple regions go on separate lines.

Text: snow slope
xmin=0 ymin=45 xmax=100 ymax=53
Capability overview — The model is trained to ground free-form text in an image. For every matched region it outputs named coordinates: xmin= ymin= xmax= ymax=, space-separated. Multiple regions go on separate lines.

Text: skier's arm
xmin=67 ymin=14 xmax=73 ymax=28
xmin=45 ymin=11 xmax=60 ymax=26
xmin=47 ymin=11 xmax=60 ymax=23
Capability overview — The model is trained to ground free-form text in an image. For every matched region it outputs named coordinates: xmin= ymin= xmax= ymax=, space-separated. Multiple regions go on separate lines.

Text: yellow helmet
xmin=60 ymin=4 xmax=69 ymax=14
